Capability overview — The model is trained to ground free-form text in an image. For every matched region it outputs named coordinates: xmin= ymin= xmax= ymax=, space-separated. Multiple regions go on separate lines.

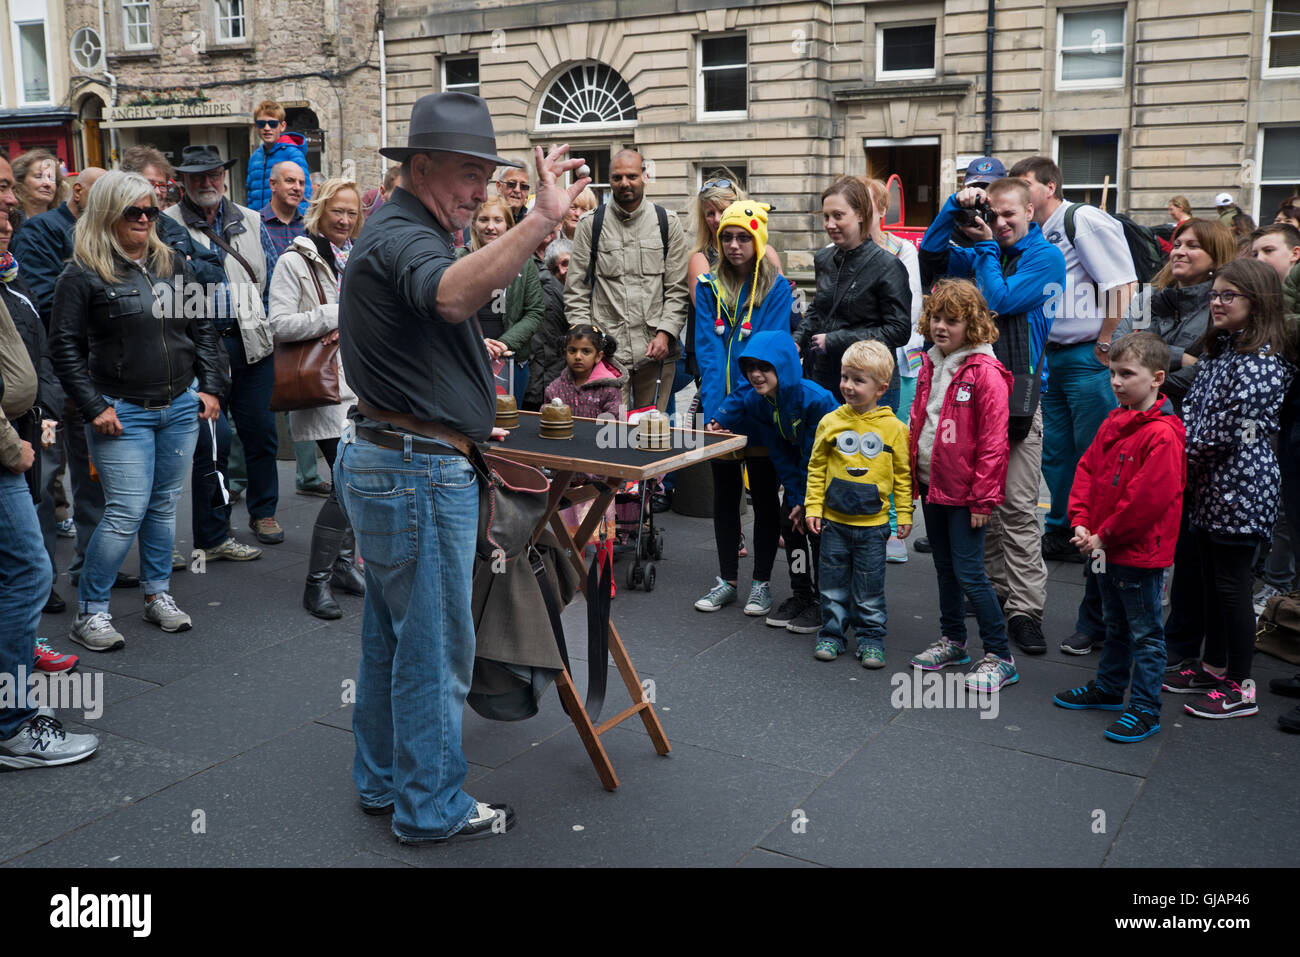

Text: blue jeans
xmin=37 ymin=401 xmax=104 ymax=577
xmin=921 ymin=496 xmax=1009 ymax=658
xmin=1041 ymin=342 xmax=1116 ymax=534
xmin=80 ymin=391 xmax=200 ymax=612
xmin=818 ymin=519 xmax=889 ymax=653
xmin=1095 ymin=562 xmax=1167 ymax=715
xmin=0 ymin=469 xmax=52 ymax=738
xmin=336 ymin=432 xmax=480 ymax=840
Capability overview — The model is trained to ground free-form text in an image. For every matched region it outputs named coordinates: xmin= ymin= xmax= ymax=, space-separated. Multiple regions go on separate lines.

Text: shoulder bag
xmin=269 ymin=249 xmax=341 ymax=412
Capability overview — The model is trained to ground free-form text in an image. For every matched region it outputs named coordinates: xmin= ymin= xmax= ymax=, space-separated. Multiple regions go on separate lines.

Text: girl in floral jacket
xmin=1170 ymin=259 xmax=1297 ymax=719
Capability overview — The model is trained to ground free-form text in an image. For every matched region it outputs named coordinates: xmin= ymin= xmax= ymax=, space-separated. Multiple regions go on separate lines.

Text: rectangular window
xmin=1058 ymin=8 xmax=1125 ymax=88
xmin=877 ymin=23 xmax=936 ymax=79
xmin=215 ymin=0 xmax=246 ymax=42
xmin=1265 ymin=0 xmax=1300 ymax=74
xmin=122 ymin=0 xmax=152 ymax=49
xmin=17 ymin=21 xmax=50 ymax=103
xmin=699 ymin=163 xmax=747 ymax=194
xmin=443 ymin=56 xmax=480 ymax=97
xmin=1057 ymin=133 xmax=1120 ymax=212
xmin=699 ymin=34 xmax=747 ymax=118
xmin=1259 ymin=126 xmax=1300 ymax=218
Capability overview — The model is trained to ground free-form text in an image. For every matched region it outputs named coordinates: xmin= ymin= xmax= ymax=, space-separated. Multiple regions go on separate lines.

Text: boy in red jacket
xmin=1053 ymin=331 xmax=1186 ymax=742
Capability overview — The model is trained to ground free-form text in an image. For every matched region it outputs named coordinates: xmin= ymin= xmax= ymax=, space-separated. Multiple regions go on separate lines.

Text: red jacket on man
xmin=908 ymin=350 xmax=1012 ymax=515
xmin=1068 ymin=397 xmax=1186 ymax=568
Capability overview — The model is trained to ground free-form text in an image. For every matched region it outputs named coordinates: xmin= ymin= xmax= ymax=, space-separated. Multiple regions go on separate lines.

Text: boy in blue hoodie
xmin=710 ymin=331 xmax=839 ymax=634
xmin=245 ymin=100 xmax=312 ymax=215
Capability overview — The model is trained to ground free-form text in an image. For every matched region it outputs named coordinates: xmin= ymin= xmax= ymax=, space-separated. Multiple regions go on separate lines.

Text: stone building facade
xmin=55 ymin=0 xmax=384 ymax=203
xmin=382 ymin=0 xmax=1300 ymax=265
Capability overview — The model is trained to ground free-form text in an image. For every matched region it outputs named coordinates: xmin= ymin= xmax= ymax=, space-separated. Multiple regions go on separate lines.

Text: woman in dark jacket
xmin=49 ymin=170 xmax=226 ymax=652
xmin=795 ymin=176 xmax=912 ymax=408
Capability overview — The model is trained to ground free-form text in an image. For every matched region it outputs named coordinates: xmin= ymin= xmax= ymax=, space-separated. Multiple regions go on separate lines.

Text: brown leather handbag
xmin=269 ymin=248 xmax=341 ymax=412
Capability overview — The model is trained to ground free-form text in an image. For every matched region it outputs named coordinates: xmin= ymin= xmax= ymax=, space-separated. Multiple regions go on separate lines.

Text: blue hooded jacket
xmin=693 ymin=268 xmax=793 ymax=425
xmin=712 ymin=330 xmax=839 ymax=506
xmin=245 ymin=132 xmax=312 ymax=214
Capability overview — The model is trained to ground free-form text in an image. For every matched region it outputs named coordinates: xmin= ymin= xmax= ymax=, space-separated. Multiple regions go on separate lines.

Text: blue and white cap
xmin=964 ymin=156 xmax=1006 ymax=187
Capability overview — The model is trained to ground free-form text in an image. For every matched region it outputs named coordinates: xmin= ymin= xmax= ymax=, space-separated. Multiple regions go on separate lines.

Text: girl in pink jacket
xmin=905 ymin=281 xmax=1017 ymax=693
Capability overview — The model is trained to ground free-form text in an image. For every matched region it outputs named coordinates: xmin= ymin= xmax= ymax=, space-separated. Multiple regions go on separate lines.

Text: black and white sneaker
xmin=395 ymin=801 xmax=516 ymax=845
xmin=0 ymin=715 xmax=99 ymax=769
xmin=766 ymin=595 xmax=810 ymax=628
xmin=1060 ymin=631 xmax=1099 ymax=655
xmin=786 ymin=601 xmax=822 ymax=635
xmin=1183 ymin=679 xmax=1258 ymax=719
xmin=1008 ymin=614 xmax=1046 ymax=655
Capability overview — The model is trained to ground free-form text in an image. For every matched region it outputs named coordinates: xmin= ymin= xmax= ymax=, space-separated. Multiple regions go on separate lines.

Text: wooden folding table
xmin=487 ymin=411 xmax=746 ymax=790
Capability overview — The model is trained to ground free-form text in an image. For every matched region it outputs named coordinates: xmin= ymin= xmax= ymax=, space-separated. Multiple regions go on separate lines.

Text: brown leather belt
xmin=355 ymin=400 xmax=475 ymax=457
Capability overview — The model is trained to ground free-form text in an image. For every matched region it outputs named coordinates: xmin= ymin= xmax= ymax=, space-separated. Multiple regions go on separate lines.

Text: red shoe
xmin=34 ymin=638 xmax=78 ymax=673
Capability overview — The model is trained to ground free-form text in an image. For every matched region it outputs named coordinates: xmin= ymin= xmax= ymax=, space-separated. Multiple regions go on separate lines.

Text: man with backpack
xmin=564 ymin=149 xmax=689 ymax=410
xmin=1008 ymin=156 xmax=1140 ymax=655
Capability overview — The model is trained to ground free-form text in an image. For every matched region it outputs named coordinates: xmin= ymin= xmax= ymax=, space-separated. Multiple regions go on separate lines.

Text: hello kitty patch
xmin=955 ymin=382 xmax=973 ymax=404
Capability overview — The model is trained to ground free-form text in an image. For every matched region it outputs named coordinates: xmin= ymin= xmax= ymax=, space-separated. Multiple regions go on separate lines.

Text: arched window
xmin=536 ymin=62 xmax=637 ymax=131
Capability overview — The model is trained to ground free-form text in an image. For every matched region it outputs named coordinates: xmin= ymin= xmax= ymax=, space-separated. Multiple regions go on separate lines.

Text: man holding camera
xmin=919 ymin=174 xmax=1066 ymax=656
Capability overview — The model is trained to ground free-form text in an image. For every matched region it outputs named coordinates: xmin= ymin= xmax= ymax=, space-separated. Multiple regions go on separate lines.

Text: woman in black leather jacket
xmin=49 ymin=170 xmax=226 ymax=652
xmin=795 ymin=176 xmax=912 ymax=406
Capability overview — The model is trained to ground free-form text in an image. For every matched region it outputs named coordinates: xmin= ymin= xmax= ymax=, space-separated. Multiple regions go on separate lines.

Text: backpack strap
xmin=1063 ymin=202 xmax=1077 ymax=246
xmin=583 ymin=204 xmax=608 ymax=305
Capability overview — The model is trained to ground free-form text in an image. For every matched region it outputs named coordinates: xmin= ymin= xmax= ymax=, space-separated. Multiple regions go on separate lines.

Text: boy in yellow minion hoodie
xmin=803 ymin=340 xmax=912 ymax=666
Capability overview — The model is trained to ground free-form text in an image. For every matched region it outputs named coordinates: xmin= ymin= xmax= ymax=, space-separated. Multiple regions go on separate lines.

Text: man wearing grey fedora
xmin=336 ymin=92 xmax=589 ymax=844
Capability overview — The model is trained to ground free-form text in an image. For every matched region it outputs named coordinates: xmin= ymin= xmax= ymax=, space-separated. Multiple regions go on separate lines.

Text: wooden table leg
xmin=554 ymin=669 xmax=620 ymax=791
xmin=608 ymin=622 xmax=671 ymax=756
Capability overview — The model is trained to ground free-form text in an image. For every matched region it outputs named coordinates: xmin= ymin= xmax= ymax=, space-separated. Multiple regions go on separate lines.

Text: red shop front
xmin=0 ymin=110 xmax=76 ymax=170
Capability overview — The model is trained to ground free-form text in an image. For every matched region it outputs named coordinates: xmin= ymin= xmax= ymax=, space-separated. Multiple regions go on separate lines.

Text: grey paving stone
xmin=327 ymin=850 xmax=414 ymax=867
xmin=4 ymin=723 xmax=378 ymax=868
xmin=1105 ymin=730 xmax=1300 ymax=867
xmin=365 ymin=727 xmax=825 ymax=868
xmin=79 ymin=626 xmax=362 ymax=764
xmin=758 ymin=723 xmax=1142 ymax=867
xmin=0 ymin=729 xmax=211 ymax=864
xmin=736 ymin=848 xmax=826 ymax=867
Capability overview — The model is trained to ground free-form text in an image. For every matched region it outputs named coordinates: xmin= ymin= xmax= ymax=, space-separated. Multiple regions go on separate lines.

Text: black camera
xmin=954 ymin=199 xmax=993 ymax=230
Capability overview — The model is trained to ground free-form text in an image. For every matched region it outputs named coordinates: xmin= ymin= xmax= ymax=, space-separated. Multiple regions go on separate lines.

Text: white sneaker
xmin=70 ymin=612 xmax=125 ymax=652
xmin=0 ymin=715 xmax=99 ymax=769
xmin=886 ymin=536 xmax=909 ymax=563
xmin=1253 ymin=583 xmax=1284 ymax=618
xmin=143 ymin=593 xmax=192 ymax=633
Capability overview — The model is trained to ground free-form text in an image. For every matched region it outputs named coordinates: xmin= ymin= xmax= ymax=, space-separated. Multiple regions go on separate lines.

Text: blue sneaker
xmin=814 ymin=639 xmax=841 ymax=661
xmin=964 ymin=653 xmax=1019 ymax=692
xmin=695 ymin=577 xmax=737 ymax=612
xmin=1104 ymin=708 xmax=1161 ymax=742
xmin=859 ymin=646 xmax=886 ymax=669
xmin=910 ymin=637 xmax=970 ymax=671
xmin=1054 ymin=680 xmax=1125 ymax=711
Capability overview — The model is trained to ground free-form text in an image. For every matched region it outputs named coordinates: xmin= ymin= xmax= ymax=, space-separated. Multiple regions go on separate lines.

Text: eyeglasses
xmin=1209 ymin=290 xmax=1246 ymax=304
xmin=500 ymin=179 xmax=529 ymax=191
xmin=121 ymin=205 xmax=160 ymax=222
xmin=147 ymin=179 xmax=168 ymax=191
xmin=255 ymin=119 xmax=283 ymax=129
xmin=700 ymin=179 xmax=733 ymax=193
xmin=720 ymin=232 xmax=753 ymax=246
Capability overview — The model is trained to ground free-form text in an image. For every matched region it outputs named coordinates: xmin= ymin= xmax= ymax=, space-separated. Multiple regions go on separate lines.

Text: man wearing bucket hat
xmin=336 ymin=92 xmax=589 ymax=845
xmin=165 ymin=144 xmax=283 ymax=562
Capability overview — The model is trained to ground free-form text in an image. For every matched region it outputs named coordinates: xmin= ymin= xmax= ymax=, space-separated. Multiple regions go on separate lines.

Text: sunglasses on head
xmin=255 ymin=119 xmax=283 ymax=129
xmin=700 ymin=179 xmax=733 ymax=193
xmin=122 ymin=205 xmax=160 ymax=222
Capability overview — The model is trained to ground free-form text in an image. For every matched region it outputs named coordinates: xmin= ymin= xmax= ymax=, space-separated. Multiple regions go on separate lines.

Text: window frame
xmin=1055 ymin=5 xmax=1126 ymax=91
xmin=1254 ymin=124 xmax=1300 ymax=221
xmin=696 ymin=32 xmax=749 ymax=122
xmin=12 ymin=10 xmax=53 ymax=107
xmin=874 ymin=20 xmax=937 ymax=81
xmin=213 ymin=0 xmax=248 ymax=45
xmin=120 ymin=0 xmax=153 ymax=51
xmin=696 ymin=162 xmax=750 ymax=195
xmin=441 ymin=55 xmax=481 ymax=97
xmin=1053 ymin=131 xmax=1122 ymax=213
xmin=535 ymin=62 xmax=638 ymax=134
xmin=1263 ymin=0 xmax=1300 ymax=78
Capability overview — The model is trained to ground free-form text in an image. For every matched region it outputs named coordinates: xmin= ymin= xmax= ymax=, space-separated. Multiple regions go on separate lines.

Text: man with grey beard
xmin=165 ymin=144 xmax=282 ymax=561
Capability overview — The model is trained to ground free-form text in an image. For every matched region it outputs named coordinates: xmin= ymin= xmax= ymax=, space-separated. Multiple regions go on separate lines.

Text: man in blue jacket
xmin=245 ymin=100 xmax=311 ymax=215
xmin=919 ymin=177 xmax=1066 ymax=656
xmin=711 ymin=331 xmax=839 ymax=635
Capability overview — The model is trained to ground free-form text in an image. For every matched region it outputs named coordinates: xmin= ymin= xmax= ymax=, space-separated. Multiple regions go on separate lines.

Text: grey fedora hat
xmin=380 ymin=92 xmax=521 ymax=167
xmin=174 ymin=144 xmax=237 ymax=174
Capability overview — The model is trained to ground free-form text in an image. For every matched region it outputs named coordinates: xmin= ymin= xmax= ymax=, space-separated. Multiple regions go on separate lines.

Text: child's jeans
xmin=1095 ymin=562 xmax=1167 ymax=714
xmin=920 ymin=495 xmax=1009 ymax=659
xmin=817 ymin=519 xmax=889 ymax=653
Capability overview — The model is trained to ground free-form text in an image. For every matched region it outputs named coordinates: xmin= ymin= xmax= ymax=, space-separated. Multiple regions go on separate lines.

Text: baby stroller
xmin=616 ymin=362 xmax=668 ymax=592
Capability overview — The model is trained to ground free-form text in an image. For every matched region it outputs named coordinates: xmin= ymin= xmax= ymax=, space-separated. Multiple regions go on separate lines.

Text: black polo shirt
xmin=339 ymin=186 xmax=494 ymax=441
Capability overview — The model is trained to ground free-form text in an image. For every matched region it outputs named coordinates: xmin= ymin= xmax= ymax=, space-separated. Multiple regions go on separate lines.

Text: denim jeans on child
xmin=336 ymin=431 xmax=480 ymax=841
xmin=1095 ymin=561 xmax=1167 ymax=715
xmin=80 ymin=391 xmax=200 ymax=613
xmin=818 ymin=519 xmax=889 ymax=654
xmin=920 ymin=495 xmax=1009 ymax=658
xmin=0 ymin=469 xmax=52 ymax=738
